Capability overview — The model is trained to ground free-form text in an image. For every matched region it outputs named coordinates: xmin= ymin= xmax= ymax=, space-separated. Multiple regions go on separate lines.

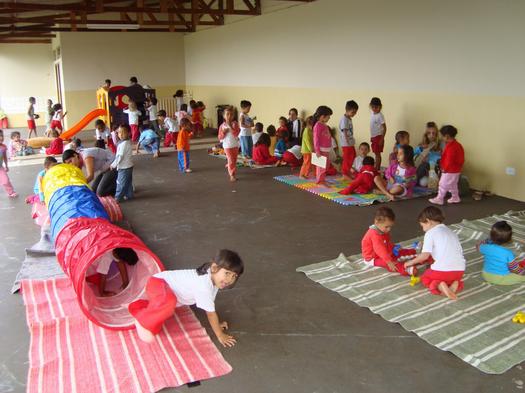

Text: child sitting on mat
xmin=404 ymin=206 xmax=466 ymax=300
xmin=253 ymin=133 xmax=281 ymax=166
xmin=352 ymin=142 xmax=371 ymax=175
xmin=478 ymin=221 xmax=525 ymax=285
xmin=339 ymin=156 xmax=379 ymax=195
xmin=376 ymin=144 xmax=417 ymax=199
xmin=86 ymin=248 xmax=139 ymax=297
xmin=388 ymin=130 xmax=410 ymax=165
xmin=361 ymin=207 xmax=418 ymax=276
xmin=267 ymin=125 xmax=277 ymax=157
xmin=9 ymin=131 xmax=34 ymax=158
xmin=282 ymin=145 xmax=303 ymax=167
xmin=44 ymin=130 xmax=64 ymax=155
xmin=129 ymin=249 xmax=244 ymax=347
xmin=274 ymin=132 xmax=287 ymax=158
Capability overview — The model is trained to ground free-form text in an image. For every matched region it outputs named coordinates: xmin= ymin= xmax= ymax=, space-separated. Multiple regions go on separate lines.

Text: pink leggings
xmin=0 ymin=168 xmax=15 ymax=196
xmin=435 ymin=172 xmax=460 ymax=202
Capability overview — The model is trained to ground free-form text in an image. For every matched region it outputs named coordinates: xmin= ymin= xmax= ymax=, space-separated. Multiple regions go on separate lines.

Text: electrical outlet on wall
xmin=505 ymin=167 xmax=516 ymax=176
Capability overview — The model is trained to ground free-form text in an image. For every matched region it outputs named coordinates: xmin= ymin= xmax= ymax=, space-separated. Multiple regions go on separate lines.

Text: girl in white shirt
xmin=129 ymin=249 xmax=244 ymax=347
xmin=123 ymin=101 xmax=141 ymax=142
xmin=404 ymin=206 xmax=466 ymax=300
xmin=110 ymin=125 xmax=134 ymax=202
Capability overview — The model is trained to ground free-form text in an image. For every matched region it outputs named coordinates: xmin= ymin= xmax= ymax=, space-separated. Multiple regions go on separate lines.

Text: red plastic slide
xmin=60 ymin=108 xmax=107 ymax=140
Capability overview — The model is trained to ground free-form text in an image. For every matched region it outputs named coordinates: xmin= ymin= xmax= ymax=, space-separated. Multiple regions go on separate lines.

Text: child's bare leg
xmin=134 ymin=320 xmax=156 ymax=343
xmin=375 ymin=153 xmax=381 ymax=170
xmin=389 ymin=185 xmax=404 ymax=195
xmin=449 ymin=281 xmax=460 ymax=293
xmin=374 ymin=176 xmax=395 ymax=201
xmin=438 ymin=281 xmax=457 ymax=300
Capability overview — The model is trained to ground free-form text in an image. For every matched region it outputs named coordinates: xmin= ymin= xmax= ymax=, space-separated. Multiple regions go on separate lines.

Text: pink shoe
xmin=447 ymin=197 xmax=461 ymax=204
xmin=428 ymin=197 xmax=443 ymax=205
xmin=8 ymin=193 xmax=18 ymax=198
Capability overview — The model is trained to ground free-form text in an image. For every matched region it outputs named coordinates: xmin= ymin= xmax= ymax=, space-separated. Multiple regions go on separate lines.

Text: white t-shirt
xmin=338 ymin=115 xmax=355 ymax=147
xmin=86 ymin=252 xmax=114 ymax=276
xmin=353 ymin=155 xmax=365 ymax=171
xmin=52 ymin=110 xmax=62 ymax=121
xmin=95 ymin=127 xmax=110 ymax=140
xmin=164 ymin=117 xmax=179 ymax=133
xmin=252 ymin=131 xmax=263 ymax=145
xmin=422 ymin=224 xmax=466 ymax=272
xmin=220 ymin=124 xmax=240 ymax=149
xmin=111 ymin=140 xmax=133 ymax=170
xmin=370 ymin=112 xmax=385 ymax=138
xmin=148 ymin=105 xmax=157 ymax=121
xmin=239 ymin=113 xmax=253 ymax=137
xmin=124 ymin=109 xmax=140 ymax=125
xmin=154 ymin=269 xmax=218 ymax=312
xmin=287 ymin=145 xmax=303 ymax=160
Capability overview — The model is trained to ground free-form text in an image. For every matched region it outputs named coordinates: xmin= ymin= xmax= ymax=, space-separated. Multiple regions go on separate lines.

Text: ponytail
xmin=312 ymin=105 xmax=333 ymax=127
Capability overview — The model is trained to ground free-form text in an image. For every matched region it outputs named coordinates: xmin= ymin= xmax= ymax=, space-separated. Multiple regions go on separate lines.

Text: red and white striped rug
xmin=22 ymin=278 xmax=232 ymax=393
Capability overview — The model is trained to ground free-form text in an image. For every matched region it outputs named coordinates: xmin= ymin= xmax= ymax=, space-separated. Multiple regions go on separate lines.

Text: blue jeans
xmin=178 ymin=151 xmax=190 ymax=171
xmin=239 ymin=135 xmax=253 ymax=157
xmin=115 ymin=167 xmax=133 ymax=201
xmin=141 ymin=137 xmax=159 ymax=154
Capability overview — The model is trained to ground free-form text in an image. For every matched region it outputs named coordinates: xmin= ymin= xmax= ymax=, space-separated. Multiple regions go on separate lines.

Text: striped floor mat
xmin=22 ymin=278 xmax=232 ymax=392
xmin=297 ymin=210 xmax=525 ymax=374
xmin=274 ymin=175 xmax=433 ymax=206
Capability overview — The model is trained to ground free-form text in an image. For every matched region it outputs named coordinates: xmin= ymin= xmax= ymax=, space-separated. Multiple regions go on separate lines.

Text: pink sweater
xmin=313 ymin=122 xmax=332 ymax=155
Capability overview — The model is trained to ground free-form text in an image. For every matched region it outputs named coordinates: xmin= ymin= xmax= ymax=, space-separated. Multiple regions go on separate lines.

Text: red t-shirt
xmin=361 ymin=226 xmax=394 ymax=262
xmin=45 ymin=138 xmax=64 ymax=155
xmin=440 ymin=139 xmax=464 ymax=173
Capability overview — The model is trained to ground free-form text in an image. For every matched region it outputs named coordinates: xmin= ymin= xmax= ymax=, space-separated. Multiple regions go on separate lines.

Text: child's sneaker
xmin=185 ymin=168 xmax=193 ymax=173
xmin=428 ymin=197 xmax=443 ymax=205
xmin=447 ymin=197 xmax=461 ymax=204
xmin=8 ymin=192 xmax=18 ymax=198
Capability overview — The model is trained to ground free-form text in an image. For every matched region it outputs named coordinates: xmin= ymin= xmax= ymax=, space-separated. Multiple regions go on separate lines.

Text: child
xmin=252 ymin=133 xmax=280 ymax=166
xmin=0 ymin=130 xmax=17 ymax=198
xmin=63 ymin=138 xmax=82 ymax=152
xmin=276 ymin=116 xmax=289 ymax=144
xmin=32 ymin=156 xmax=58 ymax=202
xmin=381 ymin=144 xmax=417 ymax=197
xmin=109 ymin=126 xmax=119 ymax=154
xmin=282 ymin=145 xmax=303 ymax=167
xmin=136 ymin=127 xmax=160 ymax=158
xmin=389 ymin=130 xmax=410 ymax=164
xmin=157 ymin=110 xmax=179 ymax=148
xmin=429 ymin=125 xmax=464 ymax=205
xmin=252 ymin=122 xmax=264 ymax=145
xmin=86 ymin=248 xmax=139 ymax=297
xmin=404 ymin=206 xmax=466 ymax=300
xmin=27 ymin=97 xmax=38 ymax=138
xmin=173 ymin=89 xmax=184 ymax=111
xmin=287 ymin=108 xmax=302 ymax=146
xmin=146 ymin=97 xmax=159 ymax=135
xmin=239 ymin=100 xmax=254 ymax=158
xmin=9 ymin=131 xmax=33 ymax=158
xmin=124 ymin=101 xmax=141 ymax=142
xmin=267 ymin=125 xmax=277 ymax=156
xmin=339 ymin=100 xmax=359 ymax=179
xmin=50 ymin=103 xmax=66 ymax=133
xmin=353 ymin=142 xmax=371 ymax=174
xmin=176 ymin=104 xmax=190 ymax=123
xmin=313 ymin=105 xmax=333 ymax=184
xmin=192 ymin=101 xmax=205 ymax=137
xmin=274 ymin=133 xmax=287 ymax=158
xmin=187 ymin=99 xmax=196 ymax=116
xmin=218 ymin=106 xmax=240 ymax=182
xmin=45 ymin=130 xmax=64 ymax=155
xmin=361 ymin=207 xmax=417 ymax=275
xmin=478 ymin=221 xmax=525 ymax=285
xmin=299 ymin=116 xmax=314 ymax=178
xmin=129 ymin=249 xmax=244 ymax=346
xmin=339 ymin=156 xmax=379 ymax=195
xmin=369 ymin=97 xmax=386 ymax=170
xmin=110 ymin=125 xmax=134 ymax=202
xmin=45 ymin=99 xmax=54 ymax=135
xmin=95 ymin=119 xmax=110 ymax=143
xmin=177 ymin=118 xmax=194 ymax=173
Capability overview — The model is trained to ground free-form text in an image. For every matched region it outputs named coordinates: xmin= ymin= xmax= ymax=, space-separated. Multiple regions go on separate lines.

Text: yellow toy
xmin=512 ymin=311 xmax=525 ymax=324
xmin=409 ymin=275 xmax=421 ymax=287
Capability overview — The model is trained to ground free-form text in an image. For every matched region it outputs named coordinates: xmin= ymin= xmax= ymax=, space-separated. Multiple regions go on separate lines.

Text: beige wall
xmin=184 ymin=0 xmax=525 ymax=201
xmin=0 ymin=44 xmax=55 ymax=127
xmin=58 ymin=32 xmax=186 ymax=127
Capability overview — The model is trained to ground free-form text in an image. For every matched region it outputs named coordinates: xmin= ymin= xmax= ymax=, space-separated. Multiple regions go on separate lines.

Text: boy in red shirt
xmin=361 ymin=207 xmax=417 ymax=275
xmin=429 ymin=125 xmax=465 ymax=205
xmin=177 ymin=118 xmax=194 ymax=173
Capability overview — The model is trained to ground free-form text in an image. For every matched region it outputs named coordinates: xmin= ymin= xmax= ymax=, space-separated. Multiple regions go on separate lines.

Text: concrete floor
xmin=1 ymin=147 xmax=524 ymax=393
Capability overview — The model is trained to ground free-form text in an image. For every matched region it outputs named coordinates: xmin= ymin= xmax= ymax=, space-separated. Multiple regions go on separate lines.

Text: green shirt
xmin=301 ymin=127 xmax=314 ymax=154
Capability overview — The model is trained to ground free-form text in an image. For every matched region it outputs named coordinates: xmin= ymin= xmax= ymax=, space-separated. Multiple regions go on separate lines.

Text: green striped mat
xmin=297 ymin=210 xmax=525 ymax=374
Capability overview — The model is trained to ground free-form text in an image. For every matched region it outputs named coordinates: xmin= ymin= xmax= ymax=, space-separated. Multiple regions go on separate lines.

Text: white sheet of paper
xmin=311 ymin=153 xmax=328 ymax=169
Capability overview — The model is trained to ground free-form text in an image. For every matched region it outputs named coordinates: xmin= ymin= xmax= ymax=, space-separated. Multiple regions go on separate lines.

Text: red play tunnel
xmin=55 ymin=217 xmax=163 ymax=330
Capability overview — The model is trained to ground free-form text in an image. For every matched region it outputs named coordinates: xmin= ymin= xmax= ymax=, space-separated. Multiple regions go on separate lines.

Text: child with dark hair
xmin=157 ymin=110 xmax=179 ymax=148
xmin=389 ymin=130 xmax=410 ymax=164
xmin=478 ymin=221 xmax=525 ymax=285
xmin=252 ymin=133 xmax=280 ymax=166
xmin=0 ymin=130 xmax=17 ymax=198
xmin=352 ymin=142 xmax=370 ymax=174
xmin=50 ymin=103 xmax=66 ymax=133
xmin=369 ymin=97 xmax=386 ymax=170
xmin=94 ymin=139 xmax=106 ymax=149
xmin=95 ymin=119 xmax=110 ymax=143
xmin=276 ymin=116 xmax=289 ymax=144
xmin=404 ymin=206 xmax=466 ymax=300
xmin=339 ymin=100 xmax=359 ymax=179
xmin=266 ymin=125 xmax=277 ymax=156
xmin=45 ymin=130 xmax=64 ymax=155
xmin=218 ymin=106 xmax=240 ymax=182
xmin=313 ymin=105 xmax=333 ymax=184
xmin=129 ymin=249 xmax=244 ymax=346
xmin=124 ymin=101 xmax=141 ymax=142
xmin=339 ymin=156 xmax=379 ymax=195
xmin=173 ymin=89 xmax=184 ymax=111
xmin=9 ymin=131 xmax=33 ymax=158
xmin=287 ymin=108 xmax=302 ymax=146
xmin=27 ymin=97 xmax=38 ymax=138
xmin=252 ymin=122 xmax=264 ymax=145
xmin=282 ymin=145 xmax=303 ymax=167
xmin=361 ymin=207 xmax=417 ymax=276
xmin=429 ymin=125 xmax=465 ymax=205
xmin=110 ymin=125 xmax=134 ymax=202
xmin=274 ymin=132 xmax=287 ymax=159
xmin=379 ymin=144 xmax=417 ymax=198
xmin=188 ymin=99 xmax=196 ymax=116
xmin=146 ymin=97 xmax=159 ymax=135
xmin=86 ymin=248 xmax=139 ymax=297
xmin=31 ymin=156 xmax=58 ymax=202
xmin=192 ymin=101 xmax=205 ymax=137
xmin=239 ymin=100 xmax=254 ymax=158
xmin=136 ymin=127 xmax=160 ymax=158
xmin=299 ymin=116 xmax=314 ymax=178
xmin=177 ymin=118 xmax=194 ymax=172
